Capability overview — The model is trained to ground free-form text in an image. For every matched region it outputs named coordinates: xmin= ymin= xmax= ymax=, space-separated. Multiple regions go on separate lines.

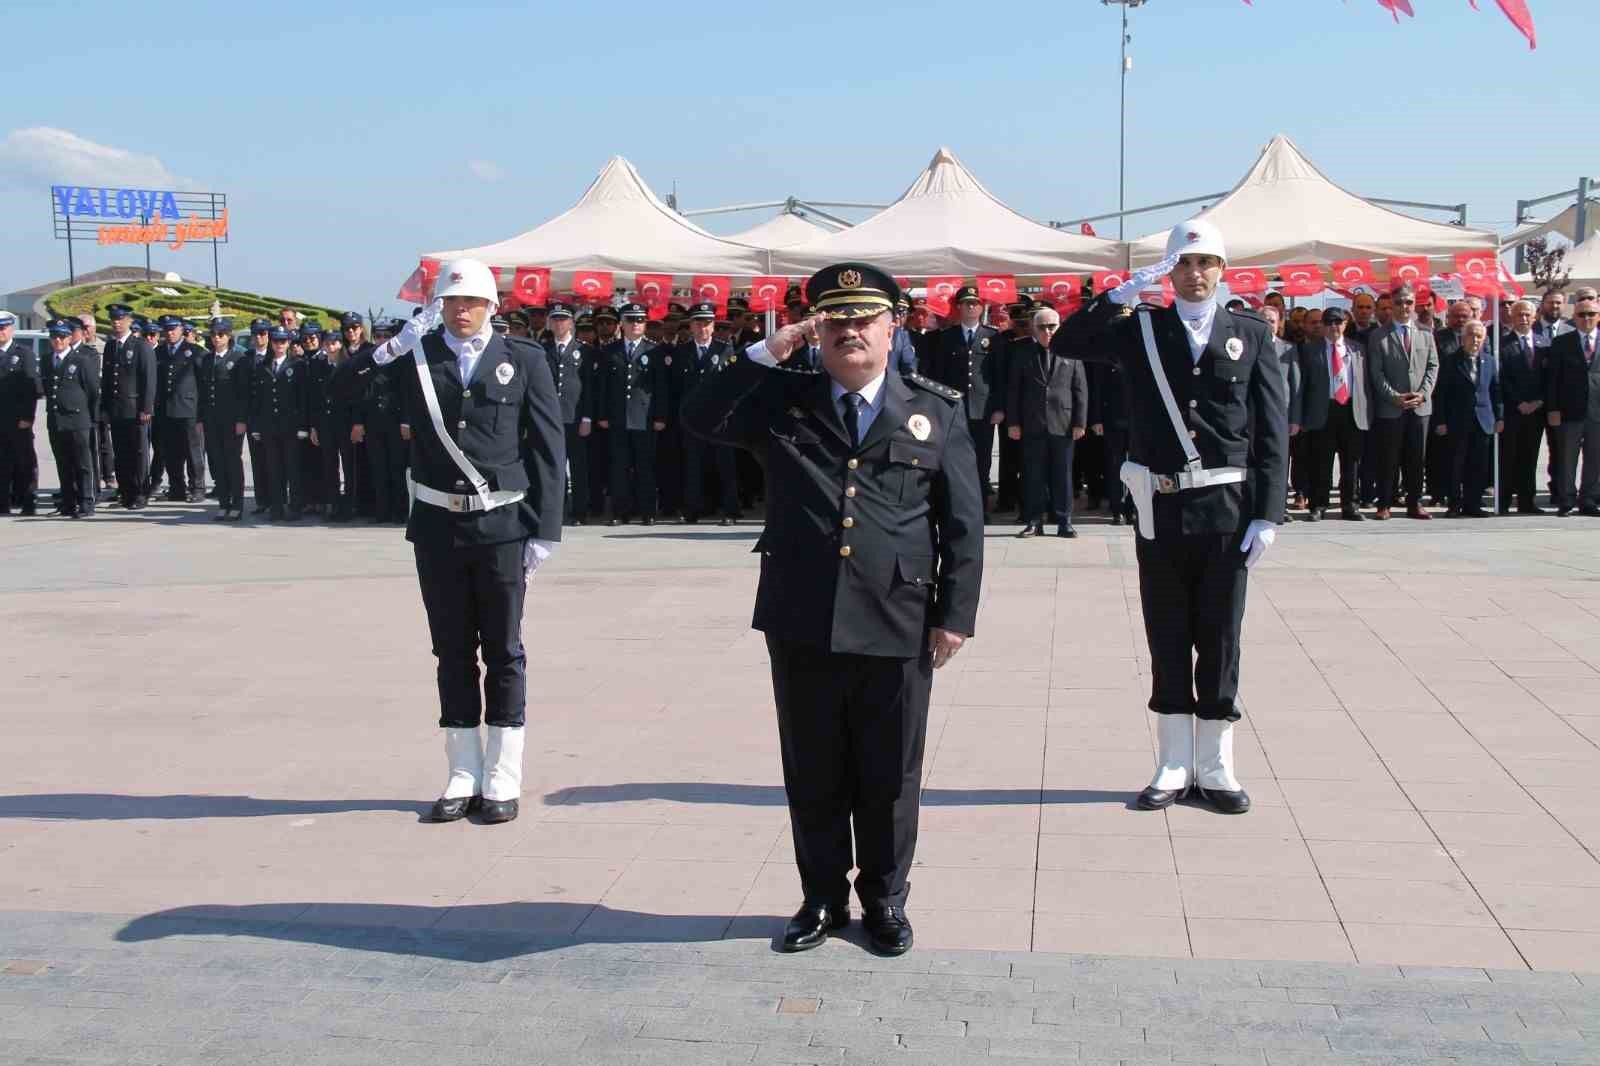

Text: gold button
xmin=1188 ymin=399 xmax=1197 ymax=408
xmin=1192 ymin=366 xmax=1201 ymax=376
xmin=843 ymin=517 xmax=855 ymax=529
xmin=847 ymin=458 xmax=859 ymax=470
xmin=1189 ymin=430 xmax=1198 ymax=439
xmin=839 ymin=545 xmax=851 ymax=557
xmin=845 ymin=486 xmax=857 ymax=498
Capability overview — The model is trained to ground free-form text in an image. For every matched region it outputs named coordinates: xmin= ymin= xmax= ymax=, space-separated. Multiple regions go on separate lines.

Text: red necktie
xmin=1331 ymin=342 xmax=1349 ymax=405
xmin=1401 ymin=327 xmax=1412 ymax=355
xmin=1586 ymin=336 xmax=1595 ymax=364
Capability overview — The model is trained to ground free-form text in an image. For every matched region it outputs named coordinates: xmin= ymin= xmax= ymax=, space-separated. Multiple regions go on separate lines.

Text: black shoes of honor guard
xmin=781 ymin=902 xmax=850 ymax=952
xmin=863 ymin=904 xmax=914 ymax=956
xmin=1136 ymin=784 xmax=1185 ymax=811
xmin=479 ymin=798 xmax=518 ymax=824
xmin=1136 ymin=784 xmax=1251 ymax=814
xmin=425 ymin=795 xmax=480 ymax=822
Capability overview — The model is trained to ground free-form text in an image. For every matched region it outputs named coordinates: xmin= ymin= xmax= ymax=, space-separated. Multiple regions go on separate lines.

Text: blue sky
xmin=0 ymin=0 xmax=1582 ymax=315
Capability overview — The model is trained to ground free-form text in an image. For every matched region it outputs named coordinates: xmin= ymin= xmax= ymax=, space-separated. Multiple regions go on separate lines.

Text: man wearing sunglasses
xmin=1367 ymin=285 xmax=1439 ymax=520
xmin=1546 ymin=298 xmax=1600 ymax=516
xmin=1005 ymin=307 xmax=1086 ymax=537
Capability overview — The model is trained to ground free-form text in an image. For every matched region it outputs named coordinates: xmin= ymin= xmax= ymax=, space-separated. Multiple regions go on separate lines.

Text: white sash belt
xmin=410 ymin=343 xmax=523 ymax=514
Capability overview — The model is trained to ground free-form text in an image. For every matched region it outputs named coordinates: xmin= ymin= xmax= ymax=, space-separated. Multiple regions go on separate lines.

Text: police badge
xmin=907 ymin=414 xmax=932 ymax=441
xmin=495 ymin=362 xmax=515 ymax=384
xmin=1225 ymin=338 xmax=1243 ymax=360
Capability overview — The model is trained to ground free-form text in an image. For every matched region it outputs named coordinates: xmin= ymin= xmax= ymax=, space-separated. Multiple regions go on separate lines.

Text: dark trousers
xmin=657 ymin=424 xmax=683 ymax=515
xmin=319 ymin=422 xmax=358 ymax=515
xmin=1499 ymin=411 xmax=1545 ymax=510
xmin=683 ymin=434 xmax=739 ymax=518
xmin=161 ymin=417 xmax=195 ymax=496
xmin=1135 ymin=530 xmax=1248 ymax=721
xmin=1289 ymin=431 xmax=1311 ymax=499
xmin=205 ymin=421 xmax=246 ymax=510
xmin=187 ymin=420 xmax=206 ymax=492
xmin=414 ymin=539 xmax=527 ymax=729
xmin=246 ymin=429 xmax=270 ymax=510
xmin=1077 ymin=432 xmax=1104 ymax=501
xmin=111 ymin=419 xmax=148 ymax=506
xmin=0 ymin=425 xmax=37 ymax=512
xmin=1102 ymin=427 xmax=1130 ymax=515
xmin=969 ymin=418 xmax=995 ymax=498
xmin=94 ymin=421 xmax=113 ymax=488
xmin=1022 ymin=432 xmax=1075 ymax=527
xmin=1443 ymin=423 xmax=1492 ymax=511
xmin=299 ymin=437 xmax=324 ymax=506
xmin=1309 ymin=402 xmax=1362 ymax=511
xmin=1552 ymin=419 xmax=1600 ymax=509
xmin=609 ymin=428 xmax=658 ymax=518
xmin=766 ymin=635 xmax=932 ymax=910
xmin=48 ymin=428 xmax=94 ymax=516
xmin=1358 ymin=427 xmax=1378 ymax=503
xmin=1374 ymin=410 xmax=1428 ymax=508
xmin=588 ymin=427 xmax=610 ymax=516
xmin=1425 ymin=421 xmax=1451 ymax=502
xmin=258 ymin=431 xmax=302 ymax=517
xmin=367 ymin=423 xmax=408 ymax=521
xmin=563 ymin=422 xmax=591 ymax=520
xmin=996 ymin=427 xmax=1022 ymax=510
xmin=147 ymin=413 xmax=165 ymax=490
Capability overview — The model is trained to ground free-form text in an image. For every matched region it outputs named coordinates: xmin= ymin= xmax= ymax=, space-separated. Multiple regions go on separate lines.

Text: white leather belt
xmin=1152 ymin=466 xmax=1247 ymax=494
xmin=407 ymin=471 xmax=523 ymax=513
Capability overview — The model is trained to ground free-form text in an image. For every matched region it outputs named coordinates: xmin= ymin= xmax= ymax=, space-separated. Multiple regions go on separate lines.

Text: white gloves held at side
xmin=1240 ymin=520 xmax=1276 ymax=569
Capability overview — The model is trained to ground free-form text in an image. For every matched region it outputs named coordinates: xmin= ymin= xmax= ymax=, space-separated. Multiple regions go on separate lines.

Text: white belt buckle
xmin=448 ymin=494 xmax=468 ymax=513
xmin=1155 ymin=475 xmax=1178 ymax=494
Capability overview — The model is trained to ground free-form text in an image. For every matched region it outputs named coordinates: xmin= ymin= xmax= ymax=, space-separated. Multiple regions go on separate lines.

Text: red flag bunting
xmin=749 ymin=276 xmax=786 ymax=313
xmin=976 ymin=274 xmax=1017 ymax=306
xmin=925 ymin=276 xmax=962 ymax=317
xmin=1329 ymin=259 xmax=1377 ymax=289
xmin=397 ymin=257 xmax=440 ymax=302
xmin=510 ymin=267 xmax=549 ymax=309
xmin=1040 ymin=275 xmax=1084 ymax=308
xmin=1455 ymin=250 xmax=1500 ymax=296
xmin=1278 ymin=264 xmax=1325 ymax=297
xmin=689 ymin=276 xmax=731 ymax=316
xmin=894 ymin=277 xmax=912 ymax=295
xmin=1091 ymin=271 xmax=1128 ymax=296
xmin=1223 ymin=267 xmax=1268 ymax=295
xmin=1385 ymin=256 xmax=1430 ymax=292
xmin=1080 ymin=222 xmax=1097 ymax=237
xmin=572 ymin=270 xmax=614 ymax=304
xmin=634 ymin=273 xmax=673 ymax=320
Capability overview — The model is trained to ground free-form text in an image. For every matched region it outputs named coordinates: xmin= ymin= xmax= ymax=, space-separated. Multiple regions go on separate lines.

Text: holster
xmin=1120 ymin=460 xmax=1156 ymax=540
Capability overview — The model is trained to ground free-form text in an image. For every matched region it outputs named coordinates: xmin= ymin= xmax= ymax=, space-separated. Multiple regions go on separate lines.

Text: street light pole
xmin=1102 ymin=0 xmax=1147 ymax=239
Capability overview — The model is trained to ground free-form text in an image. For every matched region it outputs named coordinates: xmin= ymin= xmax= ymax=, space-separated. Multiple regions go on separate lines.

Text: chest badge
xmin=907 ymin=413 xmax=932 ymax=441
xmin=787 ymin=406 xmax=805 ymax=420
xmin=663 ymin=355 xmax=672 ymax=366
xmin=979 ymin=337 xmax=990 ymax=350
xmin=286 ymin=367 xmax=294 ymax=378
xmin=639 ymin=354 xmax=649 ymax=367
xmin=1225 ymin=338 xmax=1244 ymax=360
xmin=495 ymin=362 xmax=515 ymax=385
xmin=572 ymin=353 xmax=581 ymax=363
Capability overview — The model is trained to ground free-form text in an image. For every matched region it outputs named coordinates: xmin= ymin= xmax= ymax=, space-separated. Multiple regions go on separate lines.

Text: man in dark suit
xmin=1366 ymin=285 xmax=1439 ymax=520
xmin=596 ymin=303 xmax=667 ymax=524
xmin=1005 ymin=306 xmax=1087 ymax=537
xmin=1498 ymin=299 xmax=1548 ymax=513
xmin=1432 ymin=319 xmax=1502 ymax=518
xmin=1056 ymin=220 xmax=1288 ymax=817
xmin=928 ymin=286 xmax=1003 ymax=507
xmin=40 ymin=319 xmax=100 ymax=518
xmin=1295 ymin=307 xmax=1369 ymax=521
xmin=152 ymin=315 xmax=203 ymax=501
xmin=99 ymin=304 xmax=155 ymax=510
xmin=684 ymin=263 xmax=983 ymax=957
xmin=1546 ymin=297 xmax=1600 ymax=516
xmin=542 ymin=301 xmax=594 ymax=524
xmin=674 ymin=302 xmax=740 ymax=524
xmin=0 ymin=311 xmax=42 ymax=515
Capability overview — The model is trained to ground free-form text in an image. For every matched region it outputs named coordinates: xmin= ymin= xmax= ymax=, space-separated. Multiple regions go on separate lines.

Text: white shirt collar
xmin=442 ymin=322 xmax=493 ymax=359
xmin=830 ymin=369 xmax=887 ymax=409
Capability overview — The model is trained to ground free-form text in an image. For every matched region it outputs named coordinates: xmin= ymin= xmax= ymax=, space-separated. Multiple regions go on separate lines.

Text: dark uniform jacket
xmin=0 ymin=341 xmax=43 ymax=426
xmin=1088 ymin=360 xmax=1128 ymax=432
xmin=671 ymin=339 xmax=732 ymax=415
xmin=1056 ymin=297 xmax=1289 ymax=536
xmin=391 ymin=330 xmax=563 ymax=550
xmin=682 ymin=353 xmax=984 ymax=659
xmin=40 ymin=347 xmax=100 ymax=432
xmin=545 ymin=335 xmax=593 ymax=425
xmin=319 ymin=356 xmax=365 ymax=429
xmin=347 ymin=346 xmax=405 ymax=429
xmin=596 ymin=338 xmax=666 ymax=430
xmin=198 ymin=346 xmax=252 ymax=428
xmin=99 ymin=333 xmax=156 ymax=421
xmin=249 ymin=355 xmax=311 ymax=437
xmin=1005 ymin=337 xmax=1088 ymax=436
xmin=154 ymin=341 xmax=202 ymax=419
xmin=929 ymin=323 xmax=1003 ymax=420
xmin=1498 ymin=332 xmax=1547 ymax=412
xmin=302 ymin=351 xmax=333 ymax=427
xmin=1545 ymin=331 xmax=1596 ymax=422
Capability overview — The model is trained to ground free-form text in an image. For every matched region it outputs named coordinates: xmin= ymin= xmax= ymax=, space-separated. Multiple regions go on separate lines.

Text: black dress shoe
xmin=719 ymin=516 xmax=733 ymax=526
xmin=780 ymin=902 xmax=849 ymax=953
xmin=1192 ymin=785 xmax=1251 ymax=815
xmin=607 ymin=517 xmax=620 ymax=527
xmin=425 ymin=795 xmax=480 ymax=822
xmin=253 ymin=505 xmax=270 ymax=515
xmin=1559 ymin=506 xmax=1574 ymax=517
xmin=213 ymin=511 xmax=231 ymax=522
xmin=1136 ymin=785 xmax=1184 ymax=810
xmin=1303 ymin=508 xmax=1322 ymax=522
xmin=1342 ymin=506 xmax=1365 ymax=521
xmin=1519 ymin=504 xmax=1548 ymax=515
xmin=479 ymin=797 xmax=519 ymax=824
xmin=1056 ymin=524 xmax=1077 ymax=538
xmin=642 ymin=516 xmax=655 ymax=526
xmin=1016 ymin=524 xmax=1040 ymax=538
xmin=862 ymin=904 xmax=913 ymax=956
xmin=1111 ymin=513 xmax=1125 ymax=526
xmin=1582 ymin=506 xmax=1600 ymax=517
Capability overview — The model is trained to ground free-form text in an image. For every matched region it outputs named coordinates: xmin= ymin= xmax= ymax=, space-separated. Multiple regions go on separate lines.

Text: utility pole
xmin=1102 ymin=0 xmax=1148 ymax=240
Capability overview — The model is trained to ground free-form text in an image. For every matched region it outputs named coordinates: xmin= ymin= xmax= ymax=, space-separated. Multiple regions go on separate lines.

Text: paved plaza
xmin=4 ymin=471 xmax=1600 ymax=1063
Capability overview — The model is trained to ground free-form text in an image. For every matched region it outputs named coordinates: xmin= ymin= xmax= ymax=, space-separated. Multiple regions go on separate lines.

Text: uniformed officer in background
xmin=198 ymin=317 xmax=251 ymax=521
xmin=597 ymin=302 xmax=666 ymax=525
xmin=68 ymin=316 xmax=110 ymax=502
xmin=1055 ymin=220 xmax=1287 ymax=815
xmin=313 ymin=314 xmax=362 ymax=521
xmin=928 ymin=286 xmax=1003 ymax=511
xmin=41 ymin=319 xmax=100 ymax=518
xmin=298 ymin=323 xmax=332 ymax=515
xmin=368 ymin=259 xmax=564 ymax=825
xmin=675 ymin=302 xmax=740 ymax=524
xmin=152 ymin=315 xmax=203 ymax=502
xmin=0 ymin=311 xmax=41 ymax=515
xmin=137 ymin=313 xmax=165 ymax=501
xmin=684 ymin=262 xmax=984 ymax=957
xmin=543 ymin=301 xmax=594 ymax=525
xmin=249 ymin=325 xmax=311 ymax=522
xmin=354 ymin=319 xmax=410 ymax=524
xmin=100 ymin=304 xmax=155 ymax=510
xmin=243 ymin=320 xmax=275 ymax=515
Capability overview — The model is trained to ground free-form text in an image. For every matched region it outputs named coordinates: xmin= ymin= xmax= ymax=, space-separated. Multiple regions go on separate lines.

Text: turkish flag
xmin=510 ymin=267 xmax=550 ymax=309
xmin=1385 ymin=256 xmax=1430 ymax=292
xmin=1329 ymin=259 xmax=1376 ymax=290
xmin=1138 ymin=277 xmax=1176 ymax=308
xmin=895 ymin=277 xmax=911 ymax=295
xmin=976 ymin=274 xmax=1017 ymax=306
xmin=1092 ymin=271 xmax=1128 ymax=296
xmin=1455 ymin=250 xmax=1500 ymax=296
xmin=1223 ymin=267 xmax=1267 ymax=295
xmin=572 ymin=270 xmax=614 ymax=304
xmin=1498 ymin=261 xmax=1526 ymax=300
xmin=397 ymin=257 xmax=440 ymax=302
xmin=748 ymin=276 xmax=786 ymax=313
xmin=690 ymin=276 xmax=731 ymax=316
xmin=1277 ymin=264 xmax=1325 ymax=297
xmin=635 ymin=273 xmax=673 ymax=320
xmin=1040 ymin=274 xmax=1084 ymax=308
xmin=1080 ymin=222 xmax=1097 ymax=237
xmin=925 ymin=276 xmax=962 ymax=317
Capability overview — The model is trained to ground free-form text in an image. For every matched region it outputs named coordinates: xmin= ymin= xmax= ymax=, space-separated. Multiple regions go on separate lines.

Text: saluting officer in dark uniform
xmin=675 ymin=301 xmax=739 ymax=524
xmin=1055 ymin=220 xmax=1287 ymax=816
xmin=353 ymin=319 xmax=410 ymax=524
xmin=198 ymin=317 xmax=251 ymax=521
xmin=249 ymin=326 xmax=311 ymax=522
xmin=597 ymin=302 xmax=667 ymax=525
xmin=41 ymin=319 xmax=100 ymax=518
xmin=369 ymin=259 xmax=564 ymax=825
xmin=683 ymin=263 xmax=984 ymax=957
xmin=0 ymin=311 xmax=42 ymax=515
xmin=152 ymin=315 xmax=203 ymax=501
xmin=543 ymin=301 xmax=594 ymax=524
xmin=928 ymin=286 xmax=1003 ymax=508
xmin=100 ymin=304 xmax=156 ymax=510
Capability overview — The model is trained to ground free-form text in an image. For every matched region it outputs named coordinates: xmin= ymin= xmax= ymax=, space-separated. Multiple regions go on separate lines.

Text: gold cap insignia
xmin=838 ymin=269 xmax=862 ymax=289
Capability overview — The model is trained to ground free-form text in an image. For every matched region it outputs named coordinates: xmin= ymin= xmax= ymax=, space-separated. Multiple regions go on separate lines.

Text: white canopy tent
xmin=422 ymin=155 xmax=769 ymax=287
xmin=769 ymin=147 xmax=1123 ymax=278
xmin=1505 ymin=200 xmax=1600 ymax=250
xmin=723 ymin=211 xmax=838 ymax=249
xmin=1127 ymin=135 xmax=1499 ymax=271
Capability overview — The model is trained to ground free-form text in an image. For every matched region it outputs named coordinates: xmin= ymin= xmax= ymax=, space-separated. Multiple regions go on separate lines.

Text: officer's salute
xmin=683 ymin=262 xmax=984 ymax=957
xmin=1055 ymin=220 xmax=1288 ymax=816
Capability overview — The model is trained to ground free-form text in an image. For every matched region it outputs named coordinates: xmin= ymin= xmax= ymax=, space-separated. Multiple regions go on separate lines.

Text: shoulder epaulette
xmin=907 ymin=373 xmax=961 ymax=402
xmin=1229 ymin=307 xmax=1267 ymax=325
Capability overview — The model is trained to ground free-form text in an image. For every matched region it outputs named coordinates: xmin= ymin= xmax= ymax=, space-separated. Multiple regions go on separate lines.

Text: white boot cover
xmin=442 ymin=727 xmax=483 ymax=800
xmin=1194 ymin=718 xmax=1242 ymax=792
xmin=482 ymin=726 xmax=525 ymax=803
xmin=1148 ymin=714 xmax=1194 ymax=791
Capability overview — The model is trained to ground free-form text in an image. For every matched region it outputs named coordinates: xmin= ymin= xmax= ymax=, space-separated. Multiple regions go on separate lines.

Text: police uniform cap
xmin=687 ymin=302 xmax=718 ymax=321
xmin=783 ymin=285 xmax=807 ymax=308
xmin=268 ymin=326 xmax=292 ymax=341
xmin=249 ymin=318 xmax=272 ymax=334
xmin=547 ymin=301 xmax=576 ymax=319
xmin=490 ymin=315 xmax=509 ymax=329
xmin=504 ymin=309 xmax=529 ymax=325
xmin=593 ymin=305 xmax=619 ymax=322
xmin=340 ymin=311 xmax=364 ymax=329
xmin=68 ymin=318 xmax=86 ymax=332
xmin=299 ymin=322 xmax=324 ymax=338
xmin=668 ymin=302 xmax=688 ymax=314
xmin=107 ymin=303 xmax=134 ymax=319
xmin=139 ymin=320 xmax=159 ymax=335
xmin=47 ymin=319 xmax=74 ymax=337
xmin=618 ymin=302 xmax=648 ymax=319
xmin=371 ymin=319 xmax=398 ymax=338
xmin=894 ymin=295 xmax=911 ymax=313
xmin=727 ymin=296 xmax=749 ymax=312
xmin=210 ymin=317 xmax=233 ymax=334
xmin=157 ymin=315 xmax=183 ymax=329
xmin=0 ymin=311 xmax=16 ymax=328
xmin=804 ymin=262 xmax=901 ymax=321
xmin=954 ymin=285 xmax=982 ymax=304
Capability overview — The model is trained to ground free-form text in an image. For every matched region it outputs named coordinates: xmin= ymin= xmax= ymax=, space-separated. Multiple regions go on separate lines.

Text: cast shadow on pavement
xmin=543 ymin=782 xmax=1133 ymax=809
xmin=116 ymin=902 xmax=807 ymax=960
xmin=0 ymin=794 xmax=429 ymax=820
xmin=600 ymin=531 xmax=760 ymax=541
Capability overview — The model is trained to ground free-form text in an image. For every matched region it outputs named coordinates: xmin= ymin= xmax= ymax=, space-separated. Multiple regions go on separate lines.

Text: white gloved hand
xmin=1108 ymin=252 xmax=1181 ymax=306
xmin=1240 ymin=520 xmax=1277 ymax=569
xmin=391 ymin=298 xmax=442 ymax=356
xmin=523 ymin=538 xmax=554 ymax=585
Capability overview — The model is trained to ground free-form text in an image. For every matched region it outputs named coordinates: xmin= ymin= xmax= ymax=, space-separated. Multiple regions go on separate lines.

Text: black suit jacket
xmin=1497 ymin=332 xmax=1547 ymax=412
xmin=395 ymin=331 xmax=564 ymax=550
xmin=1005 ymin=338 xmax=1087 ymax=436
xmin=683 ymin=356 xmax=984 ymax=658
xmin=100 ymin=333 xmax=156 ymax=421
xmin=40 ymin=347 xmax=99 ymax=432
xmin=929 ymin=324 xmax=1003 ymax=419
xmin=1545 ymin=331 xmax=1595 ymax=422
xmin=198 ymin=348 xmax=253 ymax=427
xmin=1294 ymin=337 xmax=1370 ymax=432
xmin=154 ymin=341 xmax=202 ymax=419
xmin=1056 ymin=298 xmax=1289 ymax=536
xmin=0 ymin=341 xmax=42 ymax=426
xmin=545 ymin=335 xmax=594 ymax=424
xmin=596 ymin=338 xmax=667 ymax=430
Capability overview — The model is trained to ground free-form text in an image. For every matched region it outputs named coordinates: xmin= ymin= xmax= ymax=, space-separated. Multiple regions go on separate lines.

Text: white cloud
xmin=467 ymin=159 xmax=506 ymax=182
xmin=0 ymin=127 xmax=190 ymax=189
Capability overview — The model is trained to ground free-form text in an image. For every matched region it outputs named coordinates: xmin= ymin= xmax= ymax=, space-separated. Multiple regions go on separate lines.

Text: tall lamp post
xmin=1102 ymin=0 xmax=1147 ymax=239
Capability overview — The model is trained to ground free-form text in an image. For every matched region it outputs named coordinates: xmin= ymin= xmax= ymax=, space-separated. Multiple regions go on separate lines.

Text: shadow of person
xmin=542 ymin=782 xmax=1135 ymax=809
xmin=600 ymin=531 xmax=759 ymax=541
xmin=0 ymin=794 xmax=429 ymax=821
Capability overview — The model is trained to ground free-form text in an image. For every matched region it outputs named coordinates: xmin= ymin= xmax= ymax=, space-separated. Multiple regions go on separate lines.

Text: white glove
xmin=1109 ymin=252 xmax=1181 ymax=306
xmin=391 ymin=298 xmax=442 ymax=356
xmin=523 ymin=538 xmax=554 ymax=585
xmin=1240 ymin=520 xmax=1277 ymax=569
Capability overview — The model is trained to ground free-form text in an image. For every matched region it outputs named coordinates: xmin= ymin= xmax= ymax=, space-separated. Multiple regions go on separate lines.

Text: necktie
xmin=964 ymin=329 xmax=973 ymax=348
xmin=1526 ymin=337 xmax=1537 ymax=368
xmin=698 ymin=345 xmax=706 ymax=365
xmin=1332 ymin=341 xmax=1349 ymax=405
xmin=1586 ymin=336 xmax=1596 ymax=363
xmin=841 ymin=392 xmax=864 ymax=446
xmin=1400 ymin=326 xmax=1411 ymax=355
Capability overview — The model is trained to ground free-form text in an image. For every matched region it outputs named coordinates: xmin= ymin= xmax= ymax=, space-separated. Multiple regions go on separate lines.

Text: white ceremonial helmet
xmin=433 ymin=258 xmax=500 ymax=303
xmin=1165 ymin=218 xmax=1227 ymax=263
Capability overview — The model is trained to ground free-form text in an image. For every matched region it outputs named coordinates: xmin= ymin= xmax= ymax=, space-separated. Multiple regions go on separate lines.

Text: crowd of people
xmin=1 ymin=278 xmax=1596 ymax=525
